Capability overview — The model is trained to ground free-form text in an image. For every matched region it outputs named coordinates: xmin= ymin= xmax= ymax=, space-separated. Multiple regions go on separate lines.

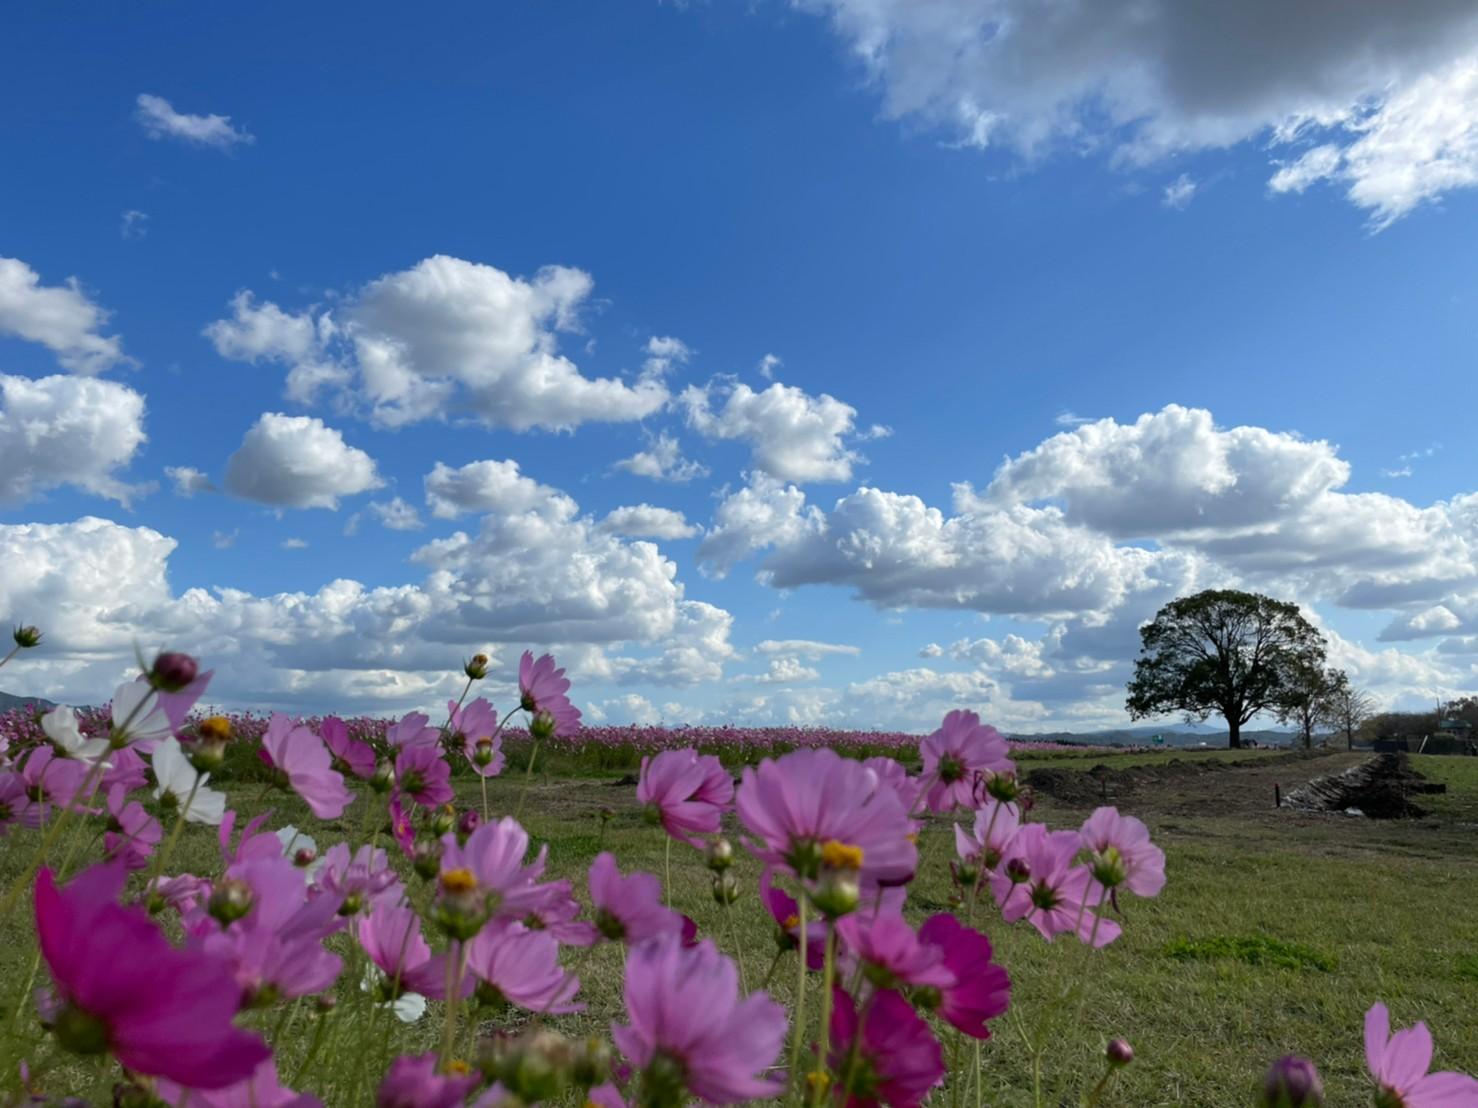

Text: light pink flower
xmin=449 ymin=698 xmax=505 ymax=778
xmin=438 ymin=816 xmax=560 ymax=925
xmin=394 ymin=743 xmax=453 ymax=809
xmin=636 ymin=748 xmax=733 ymax=846
xmin=376 ymin=1053 xmax=479 ymax=1108
xmin=103 ymin=783 xmax=161 ymax=870
xmin=262 ymin=714 xmax=352 ymax=820
xmin=917 ymin=913 xmax=1010 ymax=1039
xmin=154 ymin=1057 xmax=323 ymax=1108
xmin=312 ymin=843 xmax=403 ymax=914
xmin=829 ymin=987 xmax=944 ymax=1108
xmin=991 ymin=823 xmax=1120 ymax=947
xmin=919 ymin=710 xmax=1013 ymax=813
xmin=35 ymin=863 xmax=268 ymax=1088
xmin=386 ymin=711 xmax=440 ymax=750
xmin=1079 ymin=806 xmax=1166 ymax=898
xmin=464 ymin=922 xmax=583 ymax=1014
xmin=101 ymin=746 xmax=149 ymax=794
xmin=18 ymin=747 xmax=88 ymax=827
xmin=863 ymin=756 xmax=924 ymax=819
xmin=519 ymin=651 xmax=581 ymax=736
xmin=517 ymin=879 xmax=599 ymax=946
xmin=589 ymin=852 xmax=683 ymax=944
xmin=954 ymin=799 xmax=1021 ymax=871
xmin=1365 ymin=1001 xmax=1478 ymax=1106
xmin=0 ymin=771 xmax=24 ymax=834
xmin=612 ymin=935 xmax=786 ymax=1104
xmin=356 ymin=903 xmax=467 ymax=1001
xmin=320 ymin=716 xmax=375 ymax=779
xmin=836 ymin=911 xmax=954 ymax=990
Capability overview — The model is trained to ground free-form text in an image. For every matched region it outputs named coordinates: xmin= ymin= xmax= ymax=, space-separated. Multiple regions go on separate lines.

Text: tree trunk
xmin=1227 ymin=715 xmax=1241 ymax=749
xmin=1346 ymin=724 xmax=1354 ymax=751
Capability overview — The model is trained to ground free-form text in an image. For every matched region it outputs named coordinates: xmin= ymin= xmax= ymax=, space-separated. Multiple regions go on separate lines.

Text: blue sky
xmin=3 ymin=2 xmax=1477 ymax=729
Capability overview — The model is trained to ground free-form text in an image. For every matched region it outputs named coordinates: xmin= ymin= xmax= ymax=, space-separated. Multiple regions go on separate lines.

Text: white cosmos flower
xmin=360 ymin=967 xmax=426 ymax=1022
xmin=151 ymin=738 xmax=226 ymax=825
xmin=110 ymin=679 xmax=177 ymax=750
xmin=276 ymin=825 xmax=324 ymax=876
xmin=41 ymin=705 xmax=111 ymax=767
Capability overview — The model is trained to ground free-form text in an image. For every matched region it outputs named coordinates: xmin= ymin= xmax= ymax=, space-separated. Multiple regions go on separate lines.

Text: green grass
xmin=2 ymin=748 xmax=1476 ymax=1106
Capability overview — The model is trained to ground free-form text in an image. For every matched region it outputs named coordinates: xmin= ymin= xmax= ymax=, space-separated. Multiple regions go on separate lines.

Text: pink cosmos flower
xmin=991 ymin=824 xmax=1120 ymax=947
xmin=438 ymin=816 xmax=561 ymax=925
xmin=519 ymin=651 xmax=582 ymax=736
xmin=148 ymin=873 xmax=213 ymax=916
xmin=34 ymin=863 xmax=268 ymax=1088
xmin=613 ymin=934 xmax=786 ymax=1104
xmin=388 ymin=793 xmax=416 ymax=858
xmin=863 ymin=756 xmax=924 ymax=819
xmin=154 ymin=1057 xmax=324 ymax=1108
xmin=18 ymin=747 xmax=89 ymax=827
xmin=449 ymin=698 xmax=505 ymax=777
xmin=0 ymin=771 xmax=24 ymax=834
xmin=737 ymin=747 xmax=917 ymax=889
xmin=320 ymin=716 xmax=375 ymax=779
xmin=517 ymin=879 xmax=599 ymax=946
xmin=588 ymin=852 xmax=683 ymax=944
xmin=312 ymin=843 xmax=404 ymax=914
xmin=103 ymin=783 xmax=161 ymax=870
xmin=954 ymin=799 xmax=1021 ymax=872
xmin=1079 ymin=807 xmax=1166 ymax=898
xmin=1365 ymin=1001 xmax=1478 ymax=1106
xmin=636 ymin=748 xmax=734 ymax=846
xmin=394 ymin=743 xmax=454 ymax=809
xmin=356 ymin=902 xmax=468 ymax=1001
xmin=386 ymin=711 xmax=440 ymax=750
xmin=376 ymin=1053 xmax=480 ymax=1108
xmin=829 ymin=987 xmax=945 ymax=1108
xmin=262 ymin=714 xmax=352 ymax=820
xmin=919 ymin=710 xmax=1013 ymax=813
xmin=101 ymin=745 xmax=149 ymax=794
xmin=916 ymin=914 xmax=1010 ymax=1039
xmin=759 ymin=866 xmax=826 ymax=969
xmin=837 ymin=911 xmax=955 ymax=990
xmin=464 ymin=922 xmax=583 ymax=1014
xmin=218 ymin=810 xmax=284 ymax=868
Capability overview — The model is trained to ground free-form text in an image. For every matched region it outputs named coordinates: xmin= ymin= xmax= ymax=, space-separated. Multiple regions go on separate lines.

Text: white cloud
xmin=1382 ymin=466 xmax=1414 ymax=479
xmin=120 ymin=211 xmax=149 ymax=240
xmin=745 ymin=656 xmax=822 ymax=684
xmin=0 ymin=375 xmax=148 ymax=505
xmin=613 ymin=431 xmax=709 ymax=483
xmin=281 ymin=537 xmax=308 ymax=550
xmin=1055 ymin=411 xmax=1093 ymax=427
xmin=207 ymin=257 xmax=668 ymax=430
xmin=212 ymin=529 xmax=238 ymax=550
xmin=135 ymin=93 xmax=254 ymax=148
xmin=642 ymin=335 xmax=692 ymax=378
xmin=755 ymin=639 xmax=861 ymax=659
xmin=223 ymin=413 xmax=383 ymax=510
xmin=791 ymin=1 xmax=1478 ymax=223
xmin=0 ymin=257 xmax=130 ymax=375
xmin=682 ymin=380 xmax=862 ymax=483
xmin=424 ymin=459 xmax=571 ymax=521
xmin=697 ymin=476 xmax=817 ymax=577
xmin=165 ymin=466 xmax=215 ymax=497
xmin=368 ymin=497 xmax=424 ymax=531
xmin=757 ymin=353 xmax=782 ymax=380
xmin=599 ymin=504 xmax=698 ymax=540
xmin=919 ymin=642 xmax=943 ymax=659
xmin=593 ymin=694 xmax=662 ymax=725
xmin=1163 ymin=174 xmax=1198 ymax=209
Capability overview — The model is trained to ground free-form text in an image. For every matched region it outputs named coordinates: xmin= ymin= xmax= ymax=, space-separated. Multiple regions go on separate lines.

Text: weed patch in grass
xmin=1164 ymin=934 xmax=1337 ymax=973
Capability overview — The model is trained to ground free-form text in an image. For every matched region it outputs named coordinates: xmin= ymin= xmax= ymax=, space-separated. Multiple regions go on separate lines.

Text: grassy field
xmin=2 ymin=746 xmax=1475 ymax=1106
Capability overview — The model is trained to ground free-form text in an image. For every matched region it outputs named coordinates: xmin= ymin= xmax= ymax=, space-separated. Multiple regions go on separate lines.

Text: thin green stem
xmin=479 ymin=774 xmax=489 ymax=823
xmin=290 ymin=1008 xmax=332 ymax=1086
xmin=663 ymin=836 xmax=673 ymax=909
xmin=787 ymin=893 xmax=809 ymax=1106
xmin=514 ymin=738 xmax=541 ymax=821
xmin=0 ymin=758 xmax=106 ymax=921
xmin=810 ymin=924 xmax=837 ymax=1108
xmin=439 ymin=941 xmax=467 ymax=1068
xmin=0 ymin=645 xmax=20 ymax=670
xmin=145 ymin=774 xmax=203 ymax=892
xmin=722 ymin=897 xmax=748 ymax=992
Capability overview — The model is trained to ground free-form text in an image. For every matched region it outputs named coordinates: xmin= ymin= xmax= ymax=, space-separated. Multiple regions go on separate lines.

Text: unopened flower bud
xmin=208 ymin=879 xmax=254 ymax=926
xmin=315 ymin=994 xmax=337 ymax=1014
xmin=571 ymin=1036 xmax=612 ymax=1088
xmin=148 ymin=651 xmax=198 ymax=693
xmin=952 ymin=860 xmax=979 ymax=888
xmin=983 ymin=772 xmax=1021 ymax=805
xmin=1258 ymin=1056 xmax=1324 ymax=1108
xmin=432 ymin=867 xmax=492 ymax=941
xmin=706 ymin=837 xmax=735 ymax=872
xmin=712 ymin=871 xmax=741 ymax=906
xmin=431 ymin=804 xmax=456 ymax=837
xmin=412 ymin=838 xmax=443 ymax=881
xmin=496 ymin=1030 xmax=573 ymax=1103
xmin=456 ymin=808 xmax=481 ymax=845
xmin=1005 ymin=857 xmax=1031 ymax=885
xmin=370 ymin=761 xmax=395 ymax=794
xmin=293 ymin=848 xmax=317 ymax=868
xmin=1090 ymin=847 xmax=1127 ymax=889
xmin=464 ymin=653 xmax=491 ymax=680
xmin=810 ymin=870 xmax=860 ymax=918
xmin=530 ymin=710 xmax=556 ymax=741
xmin=471 ymin=738 xmax=496 ymax=768
xmin=185 ymin=715 xmax=232 ymax=772
xmin=1106 ymin=1039 xmax=1134 ymax=1068
xmin=12 ymin=625 xmax=42 ymax=649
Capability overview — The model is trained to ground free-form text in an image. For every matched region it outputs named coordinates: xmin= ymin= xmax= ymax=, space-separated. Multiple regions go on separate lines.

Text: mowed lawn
xmin=2 ymin=747 xmax=1475 ymax=1106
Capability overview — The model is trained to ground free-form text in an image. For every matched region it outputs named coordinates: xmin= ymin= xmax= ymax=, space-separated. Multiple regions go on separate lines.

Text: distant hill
xmin=0 ymin=690 xmax=57 ymax=713
xmin=1008 ymin=726 xmax=1296 ymax=749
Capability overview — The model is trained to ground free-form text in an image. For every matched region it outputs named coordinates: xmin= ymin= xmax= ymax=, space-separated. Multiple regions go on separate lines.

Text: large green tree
xmin=1125 ymin=589 xmax=1328 ymax=749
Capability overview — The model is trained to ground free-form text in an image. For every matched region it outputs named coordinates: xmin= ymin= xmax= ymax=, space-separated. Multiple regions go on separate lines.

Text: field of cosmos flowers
xmin=0 ymin=633 xmax=1473 ymax=1107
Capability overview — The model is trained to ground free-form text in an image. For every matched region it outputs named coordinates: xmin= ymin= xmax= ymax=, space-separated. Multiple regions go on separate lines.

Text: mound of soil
xmin=1024 ymin=753 xmax=1293 ymax=806
xmin=1280 ymin=754 xmax=1444 ymax=819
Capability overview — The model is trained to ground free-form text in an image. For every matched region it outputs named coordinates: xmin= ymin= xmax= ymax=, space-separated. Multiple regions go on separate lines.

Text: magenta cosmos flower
xmin=386 ymin=711 xmax=439 ymax=749
xmin=376 ymin=1053 xmax=480 ymax=1108
xmin=1079 ymin=806 xmax=1166 ymax=899
xmin=154 ymin=1057 xmax=324 ymax=1108
xmin=919 ymin=710 xmax=1013 ymax=813
xmin=613 ymin=934 xmax=786 ymax=1105
xmin=955 ymin=798 xmax=1021 ymax=872
xmin=836 ymin=911 xmax=954 ymax=990
xmin=863 ymin=756 xmax=924 ymax=820
xmin=1365 ymin=1001 xmax=1478 ymax=1106
xmin=519 ymin=650 xmax=582 ymax=736
xmin=464 ymin=922 xmax=583 ymax=1014
xmin=437 ymin=816 xmax=561 ymax=927
xmin=395 ymin=742 xmax=454 ymax=809
xmin=759 ymin=866 xmax=826 ymax=969
xmin=829 ymin=987 xmax=945 ymax=1108
xmin=917 ymin=914 xmax=1010 ymax=1039
xmin=737 ymin=747 xmax=917 ymax=889
xmin=319 ymin=716 xmax=375 ymax=779
xmin=356 ymin=902 xmax=467 ymax=1001
xmin=35 ymin=863 xmax=269 ymax=1088
xmin=312 ymin=843 xmax=404 ymax=915
xmin=991 ymin=824 xmax=1120 ymax=947
xmin=103 ymin=783 xmax=161 ymax=870
xmin=636 ymin=748 xmax=733 ymax=846
xmin=449 ymin=697 xmax=505 ymax=777
xmin=262 ymin=714 xmax=352 ymax=820
xmin=589 ymin=851 xmax=683 ymax=944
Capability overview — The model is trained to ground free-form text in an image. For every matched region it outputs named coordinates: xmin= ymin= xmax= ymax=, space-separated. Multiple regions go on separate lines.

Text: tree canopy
xmin=1126 ymin=589 xmax=1328 ymax=748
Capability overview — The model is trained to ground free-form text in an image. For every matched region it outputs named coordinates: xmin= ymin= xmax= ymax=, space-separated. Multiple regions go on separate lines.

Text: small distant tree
xmin=1279 ymin=663 xmax=1343 ymax=750
xmin=1321 ymin=672 xmax=1374 ymax=750
xmin=1126 ymin=589 xmax=1328 ymax=749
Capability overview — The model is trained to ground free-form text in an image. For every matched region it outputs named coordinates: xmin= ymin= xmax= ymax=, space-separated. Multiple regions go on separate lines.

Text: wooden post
xmin=1274 ymin=783 xmax=1281 ymax=809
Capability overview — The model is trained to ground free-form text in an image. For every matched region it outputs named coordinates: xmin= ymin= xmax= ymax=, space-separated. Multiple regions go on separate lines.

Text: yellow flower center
xmin=199 ymin=716 xmax=232 ymax=742
xmin=439 ymin=868 xmax=478 ymax=895
xmin=821 ymin=839 xmax=864 ymax=871
xmin=783 ymin=913 xmax=800 ymax=929
xmin=443 ymin=1059 xmax=472 ymax=1076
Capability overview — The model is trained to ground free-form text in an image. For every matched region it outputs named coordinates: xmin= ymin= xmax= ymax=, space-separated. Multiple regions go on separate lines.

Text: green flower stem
xmin=514 ymin=737 xmax=541 ymax=821
xmin=811 ymin=923 xmax=837 ymax=1108
xmin=787 ymin=893 xmax=810 ymax=1107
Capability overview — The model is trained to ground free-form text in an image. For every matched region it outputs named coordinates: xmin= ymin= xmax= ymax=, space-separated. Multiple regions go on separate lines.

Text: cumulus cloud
xmin=120 ymin=211 xmax=149 ymax=240
xmin=0 ymin=375 xmax=148 ymax=505
xmin=206 ymin=256 xmax=668 ymax=430
xmin=599 ymin=504 xmax=698 ymax=540
xmin=368 ymin=497 xmax=424 ymax=531
xmin=1163 ymin=174 xmax=1198 ymax=209
xmin=165 ymin=466 xmax=215 ymax=497
xmin=135 ymin=93 xmax=254 ymax=148
xmin=681 ymin=380 xmax=862 ymax=483
xmin=613 ymin=431 xmax=709 ymax=483
xmin=424 ymin=459 xmax=570 ymax=520
xmin=642 ymin=335 xmax=692 ymax=378
xmin=755 ymin=639 xmax=861 ymax=659
xmin=223 ymin=413 xmax=383 ymax=510
xmin=742 ymin=656 xmax=822 ymax=684
xmin=791 ymin=1 xmax=1478 ymax=224
xmin=281 ymin=537 xmax=308 ymax=550
xmin=697 ymin=476 xmax=817 ymax=577
xmin=0 ymin=257 xmax=130 ymax=374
